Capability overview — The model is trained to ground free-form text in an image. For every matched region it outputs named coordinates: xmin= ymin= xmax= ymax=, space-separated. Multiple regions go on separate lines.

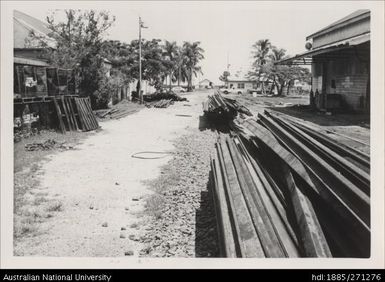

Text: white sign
xmin=25 ymin=77 xmax=37 ymax=87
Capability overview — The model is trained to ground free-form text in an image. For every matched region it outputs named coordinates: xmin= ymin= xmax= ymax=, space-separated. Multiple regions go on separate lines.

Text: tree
xmin=261 ymin=63 xmax=311 ymax=96
xmin=29 ymin=9 xmax=115 ymax=107
xmin=219 ymin=70 xmax=230 ymax=84
xmin=251 ymin=39 xmax=271 ymax=94
xmin=181 ymin=41 xmax=205 ymax=92
xmin=249 ymin=40 xmax=311 ymax=96
xmin=252 ymin=39 xmax=272 ymax=66
xmin=163 ymin=40 xmax=180 ymax=90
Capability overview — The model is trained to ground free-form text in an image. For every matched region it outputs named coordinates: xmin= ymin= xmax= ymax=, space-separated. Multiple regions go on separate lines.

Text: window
xmin=238 ymin=83 xmax=245 ymax=89
xmin=331 ymin=79 xmax=336 ymax=89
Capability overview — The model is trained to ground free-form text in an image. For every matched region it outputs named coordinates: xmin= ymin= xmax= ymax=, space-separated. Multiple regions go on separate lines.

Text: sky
xmin=13 ymin=1 xmax=375 ymax=84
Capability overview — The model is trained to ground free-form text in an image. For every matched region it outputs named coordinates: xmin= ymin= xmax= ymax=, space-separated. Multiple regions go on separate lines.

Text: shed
xmin=276 ymin=10 xmax=370 ymax=112
xmin=198 ymin=79 xmax=213 ymax=89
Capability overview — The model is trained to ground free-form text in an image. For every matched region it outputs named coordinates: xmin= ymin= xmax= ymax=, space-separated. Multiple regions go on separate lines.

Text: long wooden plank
xmin=242 ymin=118 xmax=370 ymax=248
xmin=270 ymin=111 xmax=370 ymax=162
xmin=282 ymin=164 xmax=332 ymax=257
xmin=236 ymin=137 xmax=301 ymax=257
xmin=267 ymin=112 xmax=370 ymax=195
xmin=226 ymin=137 xmax=285 ymax=258
xmin=255 ymin=115 xmax=370 ymax=255
xmin=211 ymin=155 xmax=238 ymax=257
xmin=285 ymin=117 xmax=370 ymax=168
xmin=249 ymin=116 xmax=370 ymax=227
xmin=217 ymin=137 xmax=264 ymax=257
xmin=52 ymin=97 xmax=66 ymax=134
xmin=260 ymin=113 xmax=370 ymax=224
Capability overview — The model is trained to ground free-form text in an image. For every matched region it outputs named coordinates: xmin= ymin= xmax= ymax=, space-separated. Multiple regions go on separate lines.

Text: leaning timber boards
xmin=66 ymin=97 xmax=79 ymax=131
xmin=80 ymin=98 xmax=93 ymax=130
xmin=60 ymin=95 xmax=73 ymax=131
xmin=74 ymin=98 xmax=89 ymax=131
xmin=85 ymin=97 xmax=98 ymax=129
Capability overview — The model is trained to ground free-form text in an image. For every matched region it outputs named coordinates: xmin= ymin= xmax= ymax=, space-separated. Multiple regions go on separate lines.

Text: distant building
xmin=198 ymin=79 xmax=213 ymax=89
xmin=225 ymin=71 xmax=258 ymax=92
xmin=276 ymin=10 xmax=370 ymax=112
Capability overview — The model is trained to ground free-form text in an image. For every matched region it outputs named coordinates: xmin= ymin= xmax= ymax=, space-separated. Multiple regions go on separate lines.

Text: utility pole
xmin=138 ymin=17 xmax=148 ymax=104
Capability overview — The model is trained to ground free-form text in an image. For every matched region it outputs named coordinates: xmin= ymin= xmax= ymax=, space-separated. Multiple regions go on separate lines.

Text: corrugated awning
xmin=14 ymin=56 xmax=50 ymax=67
xmin=275 ymin=33 xmax=370 ymax=65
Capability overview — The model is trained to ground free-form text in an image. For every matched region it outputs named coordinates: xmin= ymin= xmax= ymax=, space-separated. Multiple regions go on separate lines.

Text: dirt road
xmin=14 ymin=90 xmax=212 ymax=257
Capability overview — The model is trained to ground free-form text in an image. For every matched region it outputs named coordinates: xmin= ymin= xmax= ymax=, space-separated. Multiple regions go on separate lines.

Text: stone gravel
xmin=139 ymin=127 xmax=220 ymax=257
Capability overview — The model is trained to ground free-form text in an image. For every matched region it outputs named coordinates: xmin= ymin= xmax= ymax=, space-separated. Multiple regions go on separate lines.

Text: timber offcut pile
xmin=94 ymin=100 xmax=143 ymax=120
xmin=94 ymin=108 xmax=140 ymax=120
xmin=146 ymin=99 xmax=174 ymax=108
xmin=210 ymin=110 xmax=370 ymax=258
xmin=203 ymin=91 xmax=253 ymax=121
xmin=144 ymin=91 xmax=188 ymax=108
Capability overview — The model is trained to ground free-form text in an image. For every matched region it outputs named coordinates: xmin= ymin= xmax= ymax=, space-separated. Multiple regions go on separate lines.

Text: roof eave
xmin=306 ymin=11 xmax=370 ymax=41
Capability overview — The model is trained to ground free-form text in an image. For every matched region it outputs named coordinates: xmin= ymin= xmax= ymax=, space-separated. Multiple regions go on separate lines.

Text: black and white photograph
xmin=1 ymin=0 xmax=384 ymax=269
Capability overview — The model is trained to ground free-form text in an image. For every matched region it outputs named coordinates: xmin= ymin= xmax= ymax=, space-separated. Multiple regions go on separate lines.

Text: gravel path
xmin=14 ymin=90 xmax=214 ymax=257
xmin=138 ymin=128 xmax=219 ymax=257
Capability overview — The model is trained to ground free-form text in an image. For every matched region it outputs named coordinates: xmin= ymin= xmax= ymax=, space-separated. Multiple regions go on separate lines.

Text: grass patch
xmin=13 ymin=130 xmax=87 ymax=242
xmin=145 ymin=195 xmax=165 ymax=220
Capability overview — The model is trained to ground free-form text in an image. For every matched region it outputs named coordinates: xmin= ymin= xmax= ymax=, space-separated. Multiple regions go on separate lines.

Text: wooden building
xmin=276 ymin=10 xmax=370 ymax=112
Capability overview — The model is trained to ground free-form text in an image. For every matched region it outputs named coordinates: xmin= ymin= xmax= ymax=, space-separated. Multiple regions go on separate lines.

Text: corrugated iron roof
xmin=306 ymin=9 xmax=370 ymax=40
xmin=14 ymin=10 xmax=56 ymax=48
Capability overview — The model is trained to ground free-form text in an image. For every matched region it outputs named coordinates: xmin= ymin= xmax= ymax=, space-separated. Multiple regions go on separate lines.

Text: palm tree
xmin=251 ymin=39 xmax=271 ymax=94
xmin=181 ymin=41 xmax=205 ymax=92
xmin=163 ymin=40 xmax=179 ymax=90
xmin=252 ymin=39 xmax=271 ymax=66
xmin=267 ymin=46 xmax=287 ymax=94
xmin=269 ymin=46 xmax=287 ymax=62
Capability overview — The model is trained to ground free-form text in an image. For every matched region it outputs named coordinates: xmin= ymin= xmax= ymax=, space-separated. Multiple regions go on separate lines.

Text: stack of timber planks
xmin=203 ymin=91 xmax=253 ymax=121
xmin=210 ymin=110 xmax=370 ymax=258
xmin=95 ymin=107 xmax=140 ymax=120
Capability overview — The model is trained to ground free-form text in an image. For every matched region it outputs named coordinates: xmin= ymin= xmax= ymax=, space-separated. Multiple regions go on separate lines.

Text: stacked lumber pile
xmin=94 ymin=107 xmax=141 ymax=120
xmin=210 ymin=110 xmax=370 ymax=258
xmin=203 ymin=91 xmax=253 ymax=121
